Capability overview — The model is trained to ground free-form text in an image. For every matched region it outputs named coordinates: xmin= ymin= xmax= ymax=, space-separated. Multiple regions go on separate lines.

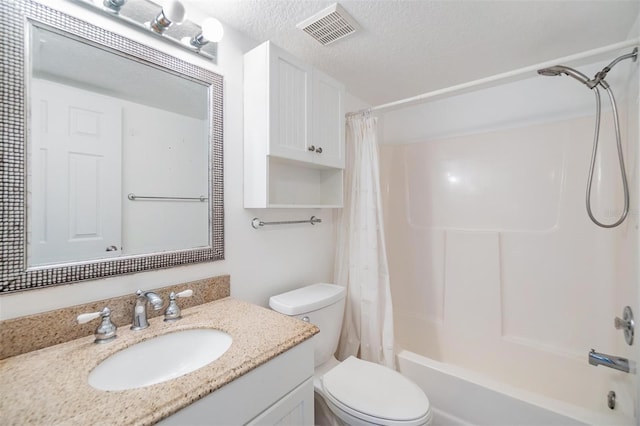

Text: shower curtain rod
xmin=346 ymin=38 xmax=640 ymax=117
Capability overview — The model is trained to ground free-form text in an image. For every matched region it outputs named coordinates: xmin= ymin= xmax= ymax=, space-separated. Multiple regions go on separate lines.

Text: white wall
xmin=121 ymin=101 xmax=209 ymax=255
xmin=0 ymin=1 xmax=336 ymax=320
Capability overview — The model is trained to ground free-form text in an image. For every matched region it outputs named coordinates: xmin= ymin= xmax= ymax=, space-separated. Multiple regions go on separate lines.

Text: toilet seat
xmin=321 ymin=356 xmax=432 ymax=426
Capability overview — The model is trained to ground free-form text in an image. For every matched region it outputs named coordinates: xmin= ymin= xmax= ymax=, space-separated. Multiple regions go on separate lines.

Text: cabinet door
xmin=247 ymin=378 xmax=314 ymax=426
xmin=269 ymin=45 xmax=314 ymax=163
xmin=312 ymin=69 xmax=345 ymax=169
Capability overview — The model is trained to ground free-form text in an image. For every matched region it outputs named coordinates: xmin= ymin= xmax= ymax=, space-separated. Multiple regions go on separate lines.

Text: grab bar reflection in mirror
xmin=127 ymin=193 xmax=208 ymax=202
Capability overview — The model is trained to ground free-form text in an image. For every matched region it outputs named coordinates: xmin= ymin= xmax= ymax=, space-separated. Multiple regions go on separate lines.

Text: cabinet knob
xmin=315 ymin=147 xmax=323 ymax=154
xmin=308 ymin=145 xmax=316 ymax=152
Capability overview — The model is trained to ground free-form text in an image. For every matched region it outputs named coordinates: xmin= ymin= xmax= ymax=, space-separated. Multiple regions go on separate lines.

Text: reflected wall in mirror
xmin=0 ymin=0 xmax=224 ymax=293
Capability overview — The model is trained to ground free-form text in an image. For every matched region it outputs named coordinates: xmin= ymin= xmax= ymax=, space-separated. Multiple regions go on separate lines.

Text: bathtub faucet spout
xmin=589 ymin=349 xmax=635 ymax=374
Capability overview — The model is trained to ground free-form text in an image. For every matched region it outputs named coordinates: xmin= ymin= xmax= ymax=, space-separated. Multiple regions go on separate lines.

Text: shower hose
xmin=585 ymin=85 xmax=629 ymax=228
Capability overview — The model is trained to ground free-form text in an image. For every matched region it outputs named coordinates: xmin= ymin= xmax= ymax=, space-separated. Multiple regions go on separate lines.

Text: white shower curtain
xmin=335 ymin=112 xmax=395 ymax=369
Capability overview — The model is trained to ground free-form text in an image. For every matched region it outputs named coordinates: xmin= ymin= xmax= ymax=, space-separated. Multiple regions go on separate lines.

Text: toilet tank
xmin=269 ymin=283 xmax=346 ymax=367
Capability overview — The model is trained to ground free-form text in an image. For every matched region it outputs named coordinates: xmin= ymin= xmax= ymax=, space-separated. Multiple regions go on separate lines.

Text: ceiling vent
xmin=297 ymin=3 xmax=360 ymax=46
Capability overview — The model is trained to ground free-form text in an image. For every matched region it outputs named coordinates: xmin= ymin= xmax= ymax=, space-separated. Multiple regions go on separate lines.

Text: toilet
xmin=270 ymin=283 xmax=432 ymax=426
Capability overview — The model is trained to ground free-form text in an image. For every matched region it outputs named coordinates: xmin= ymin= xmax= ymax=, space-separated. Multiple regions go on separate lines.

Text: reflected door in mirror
xmin=29 ymin=79 xmax=122 ymax=267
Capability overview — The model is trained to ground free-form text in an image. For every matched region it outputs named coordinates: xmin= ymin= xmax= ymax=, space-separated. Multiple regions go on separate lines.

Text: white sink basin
xmin=89 ymin=329 xmax=232 ymax=391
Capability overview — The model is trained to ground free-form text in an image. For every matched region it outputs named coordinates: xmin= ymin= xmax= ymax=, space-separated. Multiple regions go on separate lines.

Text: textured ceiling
xmin=183 ymin=0 xmax=640 ymax=106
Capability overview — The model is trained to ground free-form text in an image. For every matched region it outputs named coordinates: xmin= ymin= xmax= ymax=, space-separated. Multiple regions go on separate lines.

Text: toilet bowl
xmin=270 ymin=283 xmax=432 ymax=426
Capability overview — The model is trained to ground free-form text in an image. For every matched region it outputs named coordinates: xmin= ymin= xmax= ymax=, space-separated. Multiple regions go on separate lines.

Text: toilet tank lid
xmin=269 ymin=283 xmax=346 ymax=315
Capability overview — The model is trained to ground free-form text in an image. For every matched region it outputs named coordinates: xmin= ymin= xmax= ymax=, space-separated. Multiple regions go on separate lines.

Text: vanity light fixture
xmin=149 ymin=0 xmax=186 ymax=34
xmin=75 ymin=0 xmax=221 ymax=61
xmin=103 ymin=0 xmax=126 ymax=13
xmin=184 ymin=17 xmax=224 ymax=49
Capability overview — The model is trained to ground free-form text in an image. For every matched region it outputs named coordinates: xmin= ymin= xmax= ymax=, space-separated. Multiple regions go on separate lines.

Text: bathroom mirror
xmin=0 ymin=0 xmax=224 ymax=293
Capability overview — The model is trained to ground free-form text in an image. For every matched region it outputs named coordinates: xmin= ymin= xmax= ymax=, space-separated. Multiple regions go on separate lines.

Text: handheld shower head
xmin=537 ymin=66 xmax=564 ymax=77
xmin=537 ymin=65 xmax=591 ymax=86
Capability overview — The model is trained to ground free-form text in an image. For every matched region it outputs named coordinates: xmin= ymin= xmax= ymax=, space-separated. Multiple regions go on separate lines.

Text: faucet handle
xmin=77 ymin=311 xmax=102 ymax=324
xmin=77 ymin=307 xmax=117 ymax=344
xmin=176 ymin=289 xmax=193 ymax=298
xmin=164 ymin=289 xmax=193 ymax=322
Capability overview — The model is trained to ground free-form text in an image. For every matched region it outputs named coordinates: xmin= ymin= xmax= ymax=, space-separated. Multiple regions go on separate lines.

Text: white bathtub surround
xmin=335 ymin=113 xmax=395 ymax=369
xmin=379 ymin=54 xmax=639 ymax=422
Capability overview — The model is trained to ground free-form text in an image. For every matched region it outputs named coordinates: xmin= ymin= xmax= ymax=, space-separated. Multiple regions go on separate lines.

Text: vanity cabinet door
xmin=247 ymin=378 xmax=314 ymax=426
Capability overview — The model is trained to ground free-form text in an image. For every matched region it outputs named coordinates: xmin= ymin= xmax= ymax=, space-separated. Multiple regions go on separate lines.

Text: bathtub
xmin=397 ymin=350 xmax=635 ymax=426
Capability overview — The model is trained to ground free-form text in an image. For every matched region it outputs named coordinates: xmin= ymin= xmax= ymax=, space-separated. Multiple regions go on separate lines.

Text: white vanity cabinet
xmin=244 ymin=41 xmax=344 ymax=208
xmin=159 ymin=339 xmax=314 ymax=426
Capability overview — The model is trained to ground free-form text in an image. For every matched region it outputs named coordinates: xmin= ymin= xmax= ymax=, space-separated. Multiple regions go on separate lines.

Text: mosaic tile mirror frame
xmin=0 ymin=0 xmax=224 ymax=293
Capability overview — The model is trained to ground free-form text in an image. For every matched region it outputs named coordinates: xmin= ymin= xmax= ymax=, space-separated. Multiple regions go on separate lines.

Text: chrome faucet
xmin=131 ymin=290 xmax=164 ymax=330
xmin=76 ymin=307 xmax=117 ymax=343
xmin=589 ymin=349 xmax=635 ymax=374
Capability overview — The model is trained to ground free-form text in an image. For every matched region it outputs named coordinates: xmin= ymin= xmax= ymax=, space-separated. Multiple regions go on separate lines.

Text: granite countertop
xmin=0 ymin=297 xmax=319 ymax=425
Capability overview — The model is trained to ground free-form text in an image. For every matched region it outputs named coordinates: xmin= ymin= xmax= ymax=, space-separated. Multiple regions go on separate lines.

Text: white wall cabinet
xmin=244 ymin=41 xmax=344 ymax=208
xmin=159 ymin=339 xmax=314 ymax=425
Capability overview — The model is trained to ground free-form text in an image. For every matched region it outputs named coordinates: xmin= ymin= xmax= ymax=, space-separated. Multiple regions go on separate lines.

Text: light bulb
xmin=162 ymin=0 xmax=186 ymax=24
xmin=149 ymin=0 xmax=186 ymax=34
xmin=183 ymin=17 xmax=224 ymax=50
xmin=201 ymin=18 xmax=224 ymax=43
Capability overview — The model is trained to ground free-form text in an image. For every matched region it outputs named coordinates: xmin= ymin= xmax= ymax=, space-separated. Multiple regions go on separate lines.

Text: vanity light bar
xmin=103 ymin=0 xmax=126 ymax=13
xmin=76 ymin=0 xmax=223 ymax=61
